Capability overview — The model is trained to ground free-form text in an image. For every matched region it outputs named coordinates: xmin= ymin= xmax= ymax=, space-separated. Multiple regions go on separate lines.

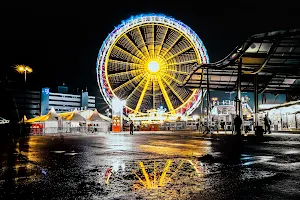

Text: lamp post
xmin=16 ymin=64 xmax=32 ymax=83
xmin=15 ymin=64 xmax=33 ymax=135
xmin=212 ymin=97 xmax=218 ymax=132
xmin=212 ymin=97 xmax=218 ymax=106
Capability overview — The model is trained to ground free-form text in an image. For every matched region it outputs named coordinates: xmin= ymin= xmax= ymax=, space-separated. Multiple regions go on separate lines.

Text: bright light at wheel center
xmin=148 ymin=61 xmax=160 ymax=73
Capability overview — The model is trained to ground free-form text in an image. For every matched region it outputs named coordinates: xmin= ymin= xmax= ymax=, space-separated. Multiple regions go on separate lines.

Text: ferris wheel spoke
xmin=159 ymin=71 xmax=182 ymax=84
xmin=163 ymin=68 xmax=188 ymax=75
xmin=137 ymin=27 xmax=150 ymax=58
xmin=126 ymin=74 xmax=148 ymax=101
xmin=160 ymin=76 xmax=185 ymax=103
xmin=159 ymin=33 xmax=182 ymax=58
xmin=166 ymin=59 xmax=198 ymax=66
xmin=151 ymin=24 xmax=155 ymax=58
xmin=152 ymin=77 xmax=156 ymax=109
xmin=157 ymin=75 xmax=175 ymax=114
xmin=122 ymin=35 xmax=146 ymax=59
xmin=108 ymin=59 xmax=144 ymax=70
xmin=108 ymin=69 xmax=144 ymax=78
xmin=134 ymin=74 xmax=151 ymax=114
xmin=155 ymin=26 xmax=168 ymax=58
xmin=112 ymin=46 xmax=144 ymax=64
xmin=142 ymin=25 xmax=155 ymax=58
xmin=113 ymin=73 xmax=144 ymax=92
xmin=164 ymin=46 xmax=193 ymax=61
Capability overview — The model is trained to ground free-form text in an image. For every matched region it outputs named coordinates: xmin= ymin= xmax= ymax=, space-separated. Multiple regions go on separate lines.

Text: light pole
xmin=212 ymin=97 xmax=218 ymax=132
xmin=16 ymin=64 xmax=32 ymax=83
xmin=15 ymin=64 xmax=33 ymax=135
xmin=212 ymin=97 xmax=218 ymax=106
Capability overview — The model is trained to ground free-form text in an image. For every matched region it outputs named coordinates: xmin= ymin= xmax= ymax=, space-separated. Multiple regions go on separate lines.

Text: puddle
xmin=51 ymin=151 xmax=66 ymax=154
xmin=64 ymin=153 xmax=80 ymax=156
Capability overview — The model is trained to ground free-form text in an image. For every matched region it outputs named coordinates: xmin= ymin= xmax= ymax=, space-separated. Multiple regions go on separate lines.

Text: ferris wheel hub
xmin=147 ymin=60 xmax=160 ymax=73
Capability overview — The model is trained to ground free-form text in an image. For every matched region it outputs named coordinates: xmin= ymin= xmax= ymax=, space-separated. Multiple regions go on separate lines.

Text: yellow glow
xmin=103 ymin=22 xmax=204 ymax=115
xmin=17 ymin=66 xmax=24 ymax=72
xmin=147 ymin=61 xmax=160 ymax=73
xmin=15 ymin=64 xmax=32 ymax=74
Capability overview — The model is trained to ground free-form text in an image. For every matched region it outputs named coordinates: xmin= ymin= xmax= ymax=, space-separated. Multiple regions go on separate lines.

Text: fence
xmin=28 ymin=125 xmax=110 ymax=136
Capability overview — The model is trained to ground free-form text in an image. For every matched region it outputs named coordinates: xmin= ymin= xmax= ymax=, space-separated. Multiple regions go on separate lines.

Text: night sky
xmin=1 ymin=1 xmax=299 ymax=110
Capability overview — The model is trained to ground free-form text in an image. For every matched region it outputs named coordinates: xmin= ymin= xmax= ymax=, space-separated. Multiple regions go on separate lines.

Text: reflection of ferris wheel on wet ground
xmin=97 ymin=14 xmax=209 ymax=116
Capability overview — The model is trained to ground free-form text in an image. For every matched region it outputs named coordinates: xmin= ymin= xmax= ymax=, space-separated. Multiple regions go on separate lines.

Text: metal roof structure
xmin=0 ymin=117 xmax=10 ymax=124
xmin=182 ymin=29 xmax=300 ymax=94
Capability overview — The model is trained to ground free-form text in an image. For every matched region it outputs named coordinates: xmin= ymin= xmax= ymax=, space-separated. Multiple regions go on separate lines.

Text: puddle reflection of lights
xmin=284 ymin=150 xmax=300 ymax=154
xmin=104 ymin=161 xmax=126 ymax=185
xmin=139 ymin=140 xmax=210 ymax=157
xmin=132 ymin=159 xmax=208 ymax=191
xmin=104 ymin=168 xmax=112 ymax=185
xmin=241 ymin=156 xmax=274 ymax=166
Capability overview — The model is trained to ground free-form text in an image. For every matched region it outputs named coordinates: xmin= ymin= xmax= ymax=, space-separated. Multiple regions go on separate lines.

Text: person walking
xmin=106 ymin=123 xmax=111 ymax=134
xmin=234 ymin=115 xmax=242 ymax=136
xmin=264 ymin=114 xmax=271 ymax=134
xmin=129 ymin=121 xmax=134 ymax=135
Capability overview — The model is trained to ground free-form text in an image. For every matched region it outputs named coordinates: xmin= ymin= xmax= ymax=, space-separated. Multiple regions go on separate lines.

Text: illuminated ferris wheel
xmin=97 ymin=14 xmax=209 ymax=116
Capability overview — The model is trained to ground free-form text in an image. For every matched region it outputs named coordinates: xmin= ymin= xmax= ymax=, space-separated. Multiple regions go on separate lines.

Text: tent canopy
xmin=25 ymin=107 xmax=60 ymax=123
xmin=25 ymin=108 xmax=109 ymax=123
xmin=65 ymin=108 xmax=86 ymax=122
xmin=88 ymin=109 xmax=106 ymax=121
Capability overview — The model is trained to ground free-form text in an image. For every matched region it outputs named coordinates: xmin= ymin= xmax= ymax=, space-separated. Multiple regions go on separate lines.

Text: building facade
xmin=41 ymin=88 xmax=95 ymax=114
xmin=0 ymin=87 xmax=96 ymax=121
xmin=8 ymin=89 xmax=41 ymax=119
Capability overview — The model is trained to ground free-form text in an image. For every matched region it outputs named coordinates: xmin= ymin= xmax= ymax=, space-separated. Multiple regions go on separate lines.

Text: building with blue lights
xmin=41 ymin=87 xmax=95 ymax=115
xmin=0 ymin=85 xmax=96 ymax=121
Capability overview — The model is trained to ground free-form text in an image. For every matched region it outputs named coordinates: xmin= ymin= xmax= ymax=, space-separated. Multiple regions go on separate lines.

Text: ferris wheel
xmin=97 ymin=14 xmax=209 ymax=116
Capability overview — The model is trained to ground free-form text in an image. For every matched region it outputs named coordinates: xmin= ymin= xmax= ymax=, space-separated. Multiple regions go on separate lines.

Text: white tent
xmin=25 ymin=107 xmax=61 ymax=134
xmin=63 ymin=108 xmax=86 ymax=133
xmin=87 ymin=109 xmax=110 ymax=132
xmin=88 ymin=109 xmax=105 ymax=121
xmin=65 ymin=108 xmax=86 ymax=122
xmin=79 ymin=109 xmax=111 ymax=121
xmin=44 ymin=107 xmax=60 ymax=133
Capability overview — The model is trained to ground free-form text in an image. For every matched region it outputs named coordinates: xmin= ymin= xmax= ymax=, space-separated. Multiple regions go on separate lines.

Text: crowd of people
xmin=195 ymin=114 xmax=272 ymax=136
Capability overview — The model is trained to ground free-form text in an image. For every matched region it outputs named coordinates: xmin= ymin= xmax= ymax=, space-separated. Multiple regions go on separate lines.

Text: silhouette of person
xmin=129 ymin=121 xmax=134 ymax=135
xmin=234 ymin=115 xmax=242 ymax=136
xmin=264 ymin=114 xmax=271 ymax=134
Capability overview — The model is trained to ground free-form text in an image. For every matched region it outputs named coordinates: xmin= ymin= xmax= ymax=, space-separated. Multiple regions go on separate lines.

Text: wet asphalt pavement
xmin=1 ymin=132 xmax=300 ymax=200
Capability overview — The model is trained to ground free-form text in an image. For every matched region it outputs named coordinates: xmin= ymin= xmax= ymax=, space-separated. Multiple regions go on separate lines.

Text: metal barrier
xmin=28 ymin=125 xmax=110 ymax=136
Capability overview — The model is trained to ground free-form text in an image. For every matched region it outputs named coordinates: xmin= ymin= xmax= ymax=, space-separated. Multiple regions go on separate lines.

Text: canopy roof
xmin=88 ymin=109 xmax=107 ymax=121
xmin=65 ymin=108 xmax=86 ymax=122
xmin=25 ymin=108 xmax=110 ymax=123
xmin=0 ymin=117 xmax=10 ymax=124
xmin=182 ymin=29 xmax=300 ymax=94
xmin=26 ymin=107 xmax=60 ymax=123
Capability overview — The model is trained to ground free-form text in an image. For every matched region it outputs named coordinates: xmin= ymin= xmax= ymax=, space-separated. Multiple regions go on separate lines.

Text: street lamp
xmin=15 ymin=64 xmax=33 ymax=135
xmin=16 ymin=64 xmax=33 ymax=83
xmin=212 ymin=97 xmax=218 ymax=106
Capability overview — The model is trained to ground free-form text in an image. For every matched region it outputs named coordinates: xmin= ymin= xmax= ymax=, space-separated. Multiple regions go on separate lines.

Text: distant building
xmin=58 ymin=85 xmax=68 ymax=94
xmin=0 ymin=87 xmax=96 ymax=121
xmin=8 ymin=89 xmax=41 ymax=119
xmin=41 ymin=88 xmax=95 ymax=114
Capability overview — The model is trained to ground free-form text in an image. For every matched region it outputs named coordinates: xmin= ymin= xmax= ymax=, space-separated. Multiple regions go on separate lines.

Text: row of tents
xmin=25 ymin=108 xmax=111 ymax=134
